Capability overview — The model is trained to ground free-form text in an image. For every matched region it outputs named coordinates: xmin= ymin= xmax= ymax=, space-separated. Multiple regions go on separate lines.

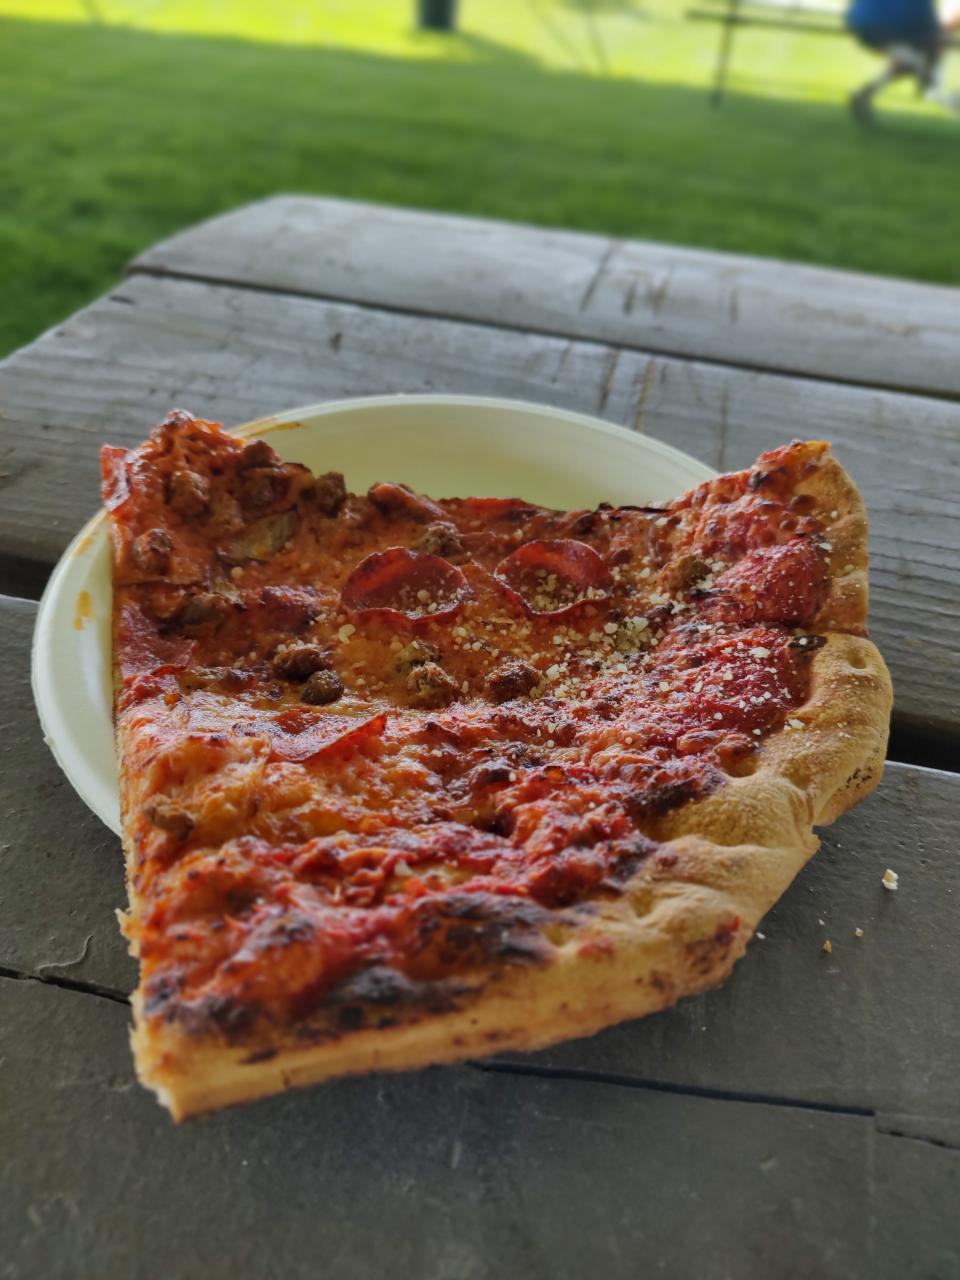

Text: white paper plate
xmin=32 ymin=394 xmax=716 ymax=835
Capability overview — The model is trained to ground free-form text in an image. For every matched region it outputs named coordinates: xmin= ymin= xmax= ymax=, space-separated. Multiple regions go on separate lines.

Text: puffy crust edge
xmin=130 ymin=871 xmax=757 ymax=1120
xmin=132 ymin=627 xmax=891 ymax=1121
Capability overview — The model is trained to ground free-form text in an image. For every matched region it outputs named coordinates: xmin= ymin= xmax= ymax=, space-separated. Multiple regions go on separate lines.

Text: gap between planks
xmin=3 ymin=968 xmax=956 ymax=1149
xmin=126 ymin=264 xmax=960 ymax=406
xmin=0 ymin=963 xmax=130 ymax=1006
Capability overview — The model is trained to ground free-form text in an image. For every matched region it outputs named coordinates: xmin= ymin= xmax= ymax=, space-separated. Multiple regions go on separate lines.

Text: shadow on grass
xmin=1 ymin=14 xmax=958 ymax=356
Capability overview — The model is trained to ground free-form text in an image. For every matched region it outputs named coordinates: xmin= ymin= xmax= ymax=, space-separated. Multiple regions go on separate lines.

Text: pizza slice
xmin=101 ymin=411 xmax=891 ymax=1119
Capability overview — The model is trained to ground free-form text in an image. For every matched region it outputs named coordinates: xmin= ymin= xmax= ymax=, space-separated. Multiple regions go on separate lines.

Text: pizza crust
xmin=132 ymin=622 xmax=890 ymax=1121
xmin=130 ymin=867 xmax=757 ymax=1119
xmin=117 ymin=441 xmax=892 ymax=1120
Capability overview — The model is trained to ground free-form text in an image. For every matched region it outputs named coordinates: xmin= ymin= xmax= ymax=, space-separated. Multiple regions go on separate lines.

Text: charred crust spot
xmin=603 ymin=836 xmax=659 ymax=888
xmin=181 ymin=993 xmax=259 ymax=1041
xmin=524 ymin=835 xmax=656 ymax=908
xmin=141 ymin=972 xmax=182 ymax=1018
xmin=789 ymin=633 xmax=828 ymax=653
xmin=328 ymin=965 xmax=422 ymax=1007
xmin=334 ymin=967 xmax=469 ymax=1012
xmin=131 ymin=528 xmax=172 ymax=575
xmin=748 ymin=464 xmax=787 ymax=492
xmin=324 ymin=966 xmax=471 ymax=1019
xmin=242 ymin=1047 xmax=278 ymax=1064
xmin=626 ymin=761 xmax=724 ymax=821
xmin=401 ymin=892 xmax=551 ymax=978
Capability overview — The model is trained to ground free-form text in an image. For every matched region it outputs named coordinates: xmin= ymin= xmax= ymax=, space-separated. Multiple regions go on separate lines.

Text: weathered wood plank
xmin=0 ymin=598 xmax=134 ymax=994
xmin=132 ymin=194 xmax=960 ymax=398
xmin=0 ymin=274 xmax=956 ymax=732
xmin=0 ymin=276 xmax=639 ymax=561
xmin=2 ymin=978 xmax=958 ymax=1280
xmin=4 ymin=595 xmax=958 ymax=1126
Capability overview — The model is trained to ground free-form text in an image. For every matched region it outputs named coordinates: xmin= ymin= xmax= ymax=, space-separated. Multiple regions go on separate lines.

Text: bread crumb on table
xmin=854 ymin=927 xmax=864 ymax=938
xmin=882 ymin=869 xmax=899 ymax=892
xmin=822 ymin=939 xmax=832 ymax=953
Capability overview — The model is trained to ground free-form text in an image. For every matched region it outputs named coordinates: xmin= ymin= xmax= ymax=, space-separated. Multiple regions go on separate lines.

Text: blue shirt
xmin=847 ymin=0 xmax=939 ymax=37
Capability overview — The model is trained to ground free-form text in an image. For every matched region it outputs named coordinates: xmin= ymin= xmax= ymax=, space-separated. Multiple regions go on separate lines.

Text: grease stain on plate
xmin=74 ymin=590 xmax=94 ymax=630
xmin=70 ymin=523 xmax=102 ymax=558
xmin=241 ymin=419 xmax=305 ymax=438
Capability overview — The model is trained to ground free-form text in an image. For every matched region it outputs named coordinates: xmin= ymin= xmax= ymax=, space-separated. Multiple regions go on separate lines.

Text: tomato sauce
xmin=106 ymin=417 xmax=834 ymax=1031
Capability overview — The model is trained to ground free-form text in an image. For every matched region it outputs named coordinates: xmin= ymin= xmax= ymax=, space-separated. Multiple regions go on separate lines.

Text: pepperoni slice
xmin=240 ymin=710 xmax=388 ymax=763
xmin=708 ymin=539 xmax=829 ymax=627
xmin=340 ymin=548 xmax=471 ymax=624
xmin=494 ymin=540 xmax=613 ymax=617
xmin=117 ymin=603 xmax=196 ymax=680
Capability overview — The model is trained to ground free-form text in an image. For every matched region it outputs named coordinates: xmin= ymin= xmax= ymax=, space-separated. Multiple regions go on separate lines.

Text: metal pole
xmin=417 ymin=0 xmax=457 ymax=31
xmin=711 ymin=0 xmax=740 ymax=105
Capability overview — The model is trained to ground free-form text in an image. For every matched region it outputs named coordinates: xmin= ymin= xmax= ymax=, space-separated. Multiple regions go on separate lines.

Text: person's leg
xmin=849 ymin=47 xmax=912 ymax=124
xmin=922 ymin=35 xmax=960 ymax=112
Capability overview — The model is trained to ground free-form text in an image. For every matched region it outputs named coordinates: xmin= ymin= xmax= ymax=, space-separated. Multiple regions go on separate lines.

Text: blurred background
xmin=3 ymin=0 xmax=958 ymax=360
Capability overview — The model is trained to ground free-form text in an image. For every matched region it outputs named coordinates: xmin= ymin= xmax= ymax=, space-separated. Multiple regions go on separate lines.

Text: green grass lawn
xmin=3 ymin=0 xmax=960 ymax=358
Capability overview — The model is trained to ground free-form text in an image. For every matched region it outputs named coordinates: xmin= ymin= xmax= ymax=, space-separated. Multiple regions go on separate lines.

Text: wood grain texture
xmin=0 ymin=274 xmax=956 ymax=731
xmin=3 ymin=596 xmax=957 ymax=1127
xmin=132 ymin=194 xmax=960 ymax=397
xmin=0 ymin=598 xmax=134 ymax=994
xmin=2 ymin=978 xmax=959 ymax=1280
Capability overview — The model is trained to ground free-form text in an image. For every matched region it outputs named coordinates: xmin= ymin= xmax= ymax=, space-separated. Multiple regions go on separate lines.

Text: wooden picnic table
xmin=1 ymin=197 xmax=958 ymax=1279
